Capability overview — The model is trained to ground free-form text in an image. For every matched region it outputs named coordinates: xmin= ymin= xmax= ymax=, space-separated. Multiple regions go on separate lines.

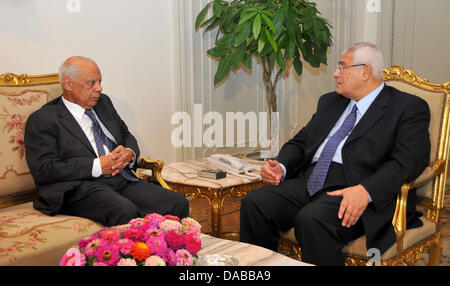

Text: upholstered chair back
xmin=0 ymin=73 xmax=61 ymax=205
xmin=384 ymin=66 xmax=450 ymax=204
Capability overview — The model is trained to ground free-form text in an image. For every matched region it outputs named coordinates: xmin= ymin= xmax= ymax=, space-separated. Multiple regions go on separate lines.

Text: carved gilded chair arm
xmin=391 ymin=159 xmax=444 ymax=255
xmin=412 ymin=159 xmax=445 ymax=188
xmin=392 ymin=183 xmax=411 ymax=254
xmin=137 ymin=156 xmax=172 ymax=190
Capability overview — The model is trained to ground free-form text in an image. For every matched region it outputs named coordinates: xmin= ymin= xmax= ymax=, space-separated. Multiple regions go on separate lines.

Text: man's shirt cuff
xmin=280 ymin=163 xmax=287 ymax=181
xmin=92 ymin=158 xmax=102 ymax=177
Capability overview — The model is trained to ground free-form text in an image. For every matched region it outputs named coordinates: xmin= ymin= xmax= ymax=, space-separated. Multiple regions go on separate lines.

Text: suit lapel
xmin=312 ymin=95 xmax=349 ymax=148
xmin=93 ymin=96 xmax=122 ymax=146
xmin=345 ymin=85 xmax=390 ymax=145
xmin=56 ymin=98 xmax=96 ymax=155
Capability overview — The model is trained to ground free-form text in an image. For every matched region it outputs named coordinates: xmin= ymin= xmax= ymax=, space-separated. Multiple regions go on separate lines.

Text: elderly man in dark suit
xmin=24 ymin=56 xmax=189 ymax=226
xmin=240 ymin=43 xmax=430 ymax=265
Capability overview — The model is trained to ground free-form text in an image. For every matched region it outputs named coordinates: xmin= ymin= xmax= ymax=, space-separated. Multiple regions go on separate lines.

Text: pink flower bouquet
xmin=59 ymin=214 xmax=202 ymax=266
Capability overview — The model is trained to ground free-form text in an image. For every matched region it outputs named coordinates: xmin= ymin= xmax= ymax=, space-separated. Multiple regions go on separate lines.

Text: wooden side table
xmin=145 ymin=157 xmax=265 ymax=238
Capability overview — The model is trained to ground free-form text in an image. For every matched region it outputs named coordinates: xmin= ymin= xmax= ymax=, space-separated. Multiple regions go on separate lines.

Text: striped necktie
xmin=85 ymin=109 xmax=138 ymax=181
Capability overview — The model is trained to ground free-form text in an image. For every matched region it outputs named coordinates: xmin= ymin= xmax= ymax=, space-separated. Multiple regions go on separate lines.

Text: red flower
xmin=124 ymin=227 xmax=148 ymax=242
xmin=184 ymin=233 xmax=201 ymax=255
xmin=131 ymin=242 xmax=151 ymax=261
xmin=165 ymin=230 xmax=185 ymax=250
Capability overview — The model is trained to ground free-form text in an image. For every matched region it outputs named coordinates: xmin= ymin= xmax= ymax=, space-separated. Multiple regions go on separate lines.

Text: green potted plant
xmin=196 ymin=0 xmax=332 ymax=157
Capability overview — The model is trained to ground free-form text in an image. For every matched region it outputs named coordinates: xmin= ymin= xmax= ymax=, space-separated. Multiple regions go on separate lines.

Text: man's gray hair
xmin=342 ymin=43 xmax=384 ymax=80
xmin=59 ymin=56 xmax=95 ymax=81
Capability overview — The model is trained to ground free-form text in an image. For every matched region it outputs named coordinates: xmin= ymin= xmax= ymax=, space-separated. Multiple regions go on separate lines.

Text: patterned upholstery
xmin=0 ymin=78 xmax=61 ymax=196
xmin=0 ymin=73 xmax=103 ymax=265
xmin=0 ymin=202 xmax=103 ymax=266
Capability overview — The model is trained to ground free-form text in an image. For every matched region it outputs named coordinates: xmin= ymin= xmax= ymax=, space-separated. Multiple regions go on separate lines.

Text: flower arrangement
xmin=59 ymin=213 xmax=202 ymax=266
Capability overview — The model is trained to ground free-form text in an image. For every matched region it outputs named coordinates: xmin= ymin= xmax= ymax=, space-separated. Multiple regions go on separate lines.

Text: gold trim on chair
xmin=383 ymin=66 xmax=450 ymax=95
xmin=0 ymin=73 xmax=60 ymax=87
xmin=137 ymin=156 xmax=172 ymax=190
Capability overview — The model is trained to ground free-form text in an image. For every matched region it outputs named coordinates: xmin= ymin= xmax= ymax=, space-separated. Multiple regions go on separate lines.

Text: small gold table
xmin=150 ymin=157 xmax=265 ymax=238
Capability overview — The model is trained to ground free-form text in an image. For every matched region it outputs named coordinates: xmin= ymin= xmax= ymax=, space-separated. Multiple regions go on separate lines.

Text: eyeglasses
xmin=335 ymin=64 xmax=366 ymax=72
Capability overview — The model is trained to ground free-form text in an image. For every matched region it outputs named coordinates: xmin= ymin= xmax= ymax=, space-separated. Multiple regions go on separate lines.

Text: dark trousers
xmin=240 ymin=163 xmax=364 ymax=266
xmin=61 ymin=175 xmax=189 ymax=227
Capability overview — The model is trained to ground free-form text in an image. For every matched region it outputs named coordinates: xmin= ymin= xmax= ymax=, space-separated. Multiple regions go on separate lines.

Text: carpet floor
xmin=189 ymin=184 xmax=450 ymax=266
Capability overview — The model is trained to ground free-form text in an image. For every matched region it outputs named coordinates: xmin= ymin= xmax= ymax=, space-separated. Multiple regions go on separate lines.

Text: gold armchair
xmin=137 ymin=157 xmax=172 ymax=190
xmin=278 ymin=66 xmax=450 ymax=266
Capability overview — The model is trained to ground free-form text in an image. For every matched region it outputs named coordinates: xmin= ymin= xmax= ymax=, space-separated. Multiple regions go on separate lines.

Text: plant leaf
xmin=268 ymin=53 xmax=276 ymax=73
xmin=207 ymin=47 xmax=227 ymax=58
xmin=213 ymin=1 xmax=225 ymax=17
xmin=261 ymin=10 xmax=274 ymax=18
xmin=276 ymin=50 xmax=286 ymax=72
xmin=264 ymin=28 xmax=277 ymax=53
xmin=293 ymin=52 xmax=303 ymax=76
xmin=276 ymin=33 xmax=288 ymax=50
xmin=195 ymin=3 xmax=212 ymax=30
xmin=231 ymin=46 xmax=246 ymax=69
xmin=234 ymin=22 xmax=251 ymax=47
xmin=237 ymin=12 xmax=257 ymax=26
xmin=257 ymin=37 xmax=265 ymax=54
xmin=205 ymin=17 xmax=220 ymax=32
xmin=246 ymin=8 xmax=259 ymax=13
xmin=304 ymin=18 xmax=313 ymax=31
xmin=283 ymin=10 xmax=296 ymax=41
xmin=252 ymin=13 xmax=262 ymax=39
xmin=243 ymin=53 xmax=252 ymax=70
xmin=287 ymin=37 xmax=296 ymax=60
xmin=214 ymin=54 xmax=233 ymax=85
xmin=216 ymin=33 xmax=234 ymax=47
xmin=261 ymin=13 xmax=276 ymax=34
xmin=273 ymin=11 xmax=285 ymax=38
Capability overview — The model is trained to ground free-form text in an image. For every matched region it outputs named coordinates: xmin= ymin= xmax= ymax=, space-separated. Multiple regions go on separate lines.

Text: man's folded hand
xmin=110 ymin=145 xmax=134 ymax=175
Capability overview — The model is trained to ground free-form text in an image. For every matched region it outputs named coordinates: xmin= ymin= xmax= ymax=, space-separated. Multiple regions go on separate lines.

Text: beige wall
xmin=392 ymin=0 xmax=450 ymax=84
xmin=0 ymin=0 xmax=178 ymax=163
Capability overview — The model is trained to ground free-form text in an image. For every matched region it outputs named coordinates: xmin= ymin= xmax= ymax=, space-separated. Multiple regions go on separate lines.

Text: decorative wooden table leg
xmin=164 ymin=180 xmax=265 ymax=238
xmin=209 ymin=191 xmax=226 ymax=237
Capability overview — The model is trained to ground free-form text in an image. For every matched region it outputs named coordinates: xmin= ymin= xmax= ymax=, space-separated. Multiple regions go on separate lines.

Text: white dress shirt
xmin=62 ymin=97 xmax=135 ymax=177
xmin=311 ymin=82 xmax=385 ymax=164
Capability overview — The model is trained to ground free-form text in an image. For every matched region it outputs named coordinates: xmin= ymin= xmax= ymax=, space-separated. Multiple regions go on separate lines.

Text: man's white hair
xmin=342 ymin=42 xmax=384 ymax=80
xmin=59 ymin=56 xmax=95 ymax=81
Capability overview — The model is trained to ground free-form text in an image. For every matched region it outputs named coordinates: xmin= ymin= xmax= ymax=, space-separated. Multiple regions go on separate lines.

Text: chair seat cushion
xmin=280 ymin=216 xmax=435 ymax=260
xmin=343 ymin=217 xmax=435 ymax=259
xmin=0 ymin=202 xmax=103 ymax=265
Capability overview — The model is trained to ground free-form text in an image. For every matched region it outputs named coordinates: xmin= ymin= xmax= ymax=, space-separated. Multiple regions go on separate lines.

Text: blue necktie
xmin=85 ymin=109 xmax=139 ymax=181
xmin=306 ymin=105 xmax=358 ymax=196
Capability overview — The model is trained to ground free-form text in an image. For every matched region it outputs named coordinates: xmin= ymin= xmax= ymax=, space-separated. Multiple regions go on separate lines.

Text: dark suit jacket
xmin=276 ymin=85 xmax=430 ymax=254
xmin=24 ymin=93 xmax=140 ymax=216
